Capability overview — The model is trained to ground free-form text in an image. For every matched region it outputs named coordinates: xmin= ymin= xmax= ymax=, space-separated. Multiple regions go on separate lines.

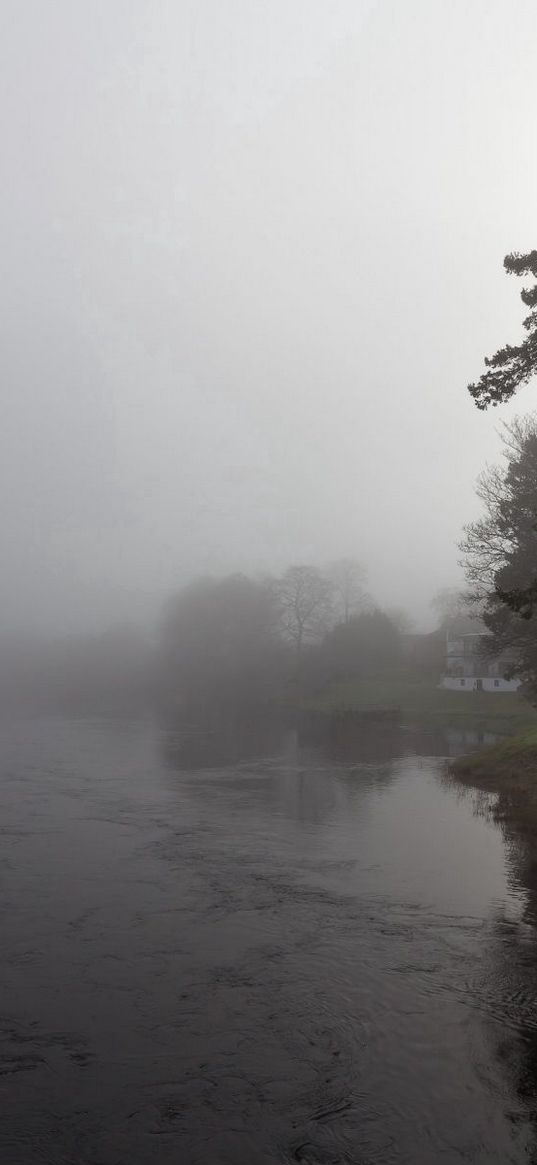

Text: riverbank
xmin=302 ymin=676 xmax=537 ymax=732
xmin=451 ymin=727 xmax=537 ymax=839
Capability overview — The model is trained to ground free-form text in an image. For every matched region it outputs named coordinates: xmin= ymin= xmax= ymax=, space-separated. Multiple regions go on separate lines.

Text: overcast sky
xmin=1 ymin=0 xmax=537 ymax=633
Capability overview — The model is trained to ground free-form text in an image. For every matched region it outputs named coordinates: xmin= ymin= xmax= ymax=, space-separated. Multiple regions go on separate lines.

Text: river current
xmin=1 ymin=715 xmax=536 ymax=1163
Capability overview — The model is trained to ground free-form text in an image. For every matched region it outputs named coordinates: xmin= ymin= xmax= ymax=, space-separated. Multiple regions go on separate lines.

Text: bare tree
xmin=459 ymin=415 xmax=537 ymax=693
xmin=459 ymin=418 xmax=537 ymax=598
xmin=430 ymin=587 xmax=470 ymax=627
xmin=327 ymin=558 xmax=369 ymax=624
xmin=274 ymin=565 xmax=334 ymax=655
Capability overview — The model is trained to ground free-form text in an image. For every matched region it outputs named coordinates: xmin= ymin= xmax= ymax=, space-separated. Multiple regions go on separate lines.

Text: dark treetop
xmin=469 ymin=251 xmax=537 ymax=410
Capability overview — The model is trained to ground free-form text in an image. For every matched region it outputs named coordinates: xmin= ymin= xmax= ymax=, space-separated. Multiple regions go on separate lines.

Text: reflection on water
xmin=0 ymin=715 xmax=536 ymax=1163
xmin=161 ymin=715 xmax=503 ymax=771
xmin=470 ymin=795 xmax=537 ymax=1164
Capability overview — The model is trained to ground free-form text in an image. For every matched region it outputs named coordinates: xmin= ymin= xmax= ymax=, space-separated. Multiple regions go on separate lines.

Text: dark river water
xmin=2 ymin=716 xmax=537 ymax=1164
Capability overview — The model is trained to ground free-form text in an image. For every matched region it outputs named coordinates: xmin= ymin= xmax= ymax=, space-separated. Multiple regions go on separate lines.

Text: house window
xmin=494 ymin=679 xmax=500 ymax=688
xmin=460 ymin=679 xmax=465 ymax=686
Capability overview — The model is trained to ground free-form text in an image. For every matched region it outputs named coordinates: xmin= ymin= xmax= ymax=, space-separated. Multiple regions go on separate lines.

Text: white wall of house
xmin=441 ymin=628 xmax=521 ymax=692
xmin=440 ymin=676 xmax=520 ymax=692
xmin=482 ymin=677 xmax=520 ymax=692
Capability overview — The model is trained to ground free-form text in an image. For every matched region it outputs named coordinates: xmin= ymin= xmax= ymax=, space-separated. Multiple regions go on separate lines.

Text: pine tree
xmin=469 ymin=251 xmax=537 ymax=409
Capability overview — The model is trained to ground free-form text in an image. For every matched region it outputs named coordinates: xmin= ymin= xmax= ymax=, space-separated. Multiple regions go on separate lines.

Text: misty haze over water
xmin=3 ymin=2 xmax=537 ymax=1162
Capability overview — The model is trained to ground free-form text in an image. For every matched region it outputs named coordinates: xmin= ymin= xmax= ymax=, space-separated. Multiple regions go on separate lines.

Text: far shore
xmin=298 ymin=674 xmax=537 ymax=733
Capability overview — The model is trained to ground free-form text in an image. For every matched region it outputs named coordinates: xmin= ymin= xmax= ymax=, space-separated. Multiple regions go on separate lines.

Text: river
xmin=1 ymin=715 xmax=537 ymax=1163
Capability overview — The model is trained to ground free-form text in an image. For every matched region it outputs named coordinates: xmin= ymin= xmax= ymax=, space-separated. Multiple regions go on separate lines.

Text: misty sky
xmin=2 ymin=0 xmax=537 ymax=633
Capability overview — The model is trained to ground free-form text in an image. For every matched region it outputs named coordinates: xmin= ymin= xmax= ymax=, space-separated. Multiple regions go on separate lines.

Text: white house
xmin=439 ymin=624 xmax=520 ymax=693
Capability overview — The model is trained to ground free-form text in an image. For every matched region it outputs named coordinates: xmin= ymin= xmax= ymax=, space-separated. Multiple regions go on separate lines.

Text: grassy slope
xmin=304 ymin=675 xmax=536 ymax=729
xmin=452 ymin=727 xmax=537 ymax=837
xmin=454 ymin=727 xmax=537 ymax=783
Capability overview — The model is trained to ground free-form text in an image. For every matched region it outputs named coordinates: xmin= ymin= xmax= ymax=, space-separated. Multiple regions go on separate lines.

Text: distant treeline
xmin=0 ymin=626 xmax=152 ymax=715
xmin=157 ymin=563 xmax=437 ymax=724
xmin=0 ymin=562 xmax=445 ymax=719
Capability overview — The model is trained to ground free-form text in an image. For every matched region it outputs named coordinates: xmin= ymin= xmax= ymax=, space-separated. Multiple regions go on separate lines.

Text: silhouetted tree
xmin=273 ymin=565 xmax=334 ymax=655
xmin=460 ymin=416 xmax=537 ymax=694
xmin=468 ymin=250 xmax=537 ymax=409
xmin=327 ymin=558 xmax=370 ymax=624
xmin=430 ymin=588 xmax=470 ymax=628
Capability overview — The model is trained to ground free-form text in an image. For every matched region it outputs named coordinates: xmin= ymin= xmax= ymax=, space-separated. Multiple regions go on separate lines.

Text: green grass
xmin=302 ymin=675 xmax=536 ymax=731
xmin=453 ymin=726 xmax=537 ymax=783
xmin=451 ymin=727 xmax=537 ymax=838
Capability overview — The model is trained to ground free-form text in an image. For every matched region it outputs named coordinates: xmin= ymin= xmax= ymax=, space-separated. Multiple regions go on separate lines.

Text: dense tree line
xmin=157 ymin=560 xmax=406 ymax=723
xmin=0 ymin=560 xmax=417 ymax=720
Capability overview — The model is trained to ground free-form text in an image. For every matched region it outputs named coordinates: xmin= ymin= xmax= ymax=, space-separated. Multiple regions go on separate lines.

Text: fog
xmin=2 ymin=0 xmax=537 ymax=636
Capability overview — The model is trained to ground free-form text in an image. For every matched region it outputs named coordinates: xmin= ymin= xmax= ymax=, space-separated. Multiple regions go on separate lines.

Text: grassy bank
xmin=452 ymin=727 xmax=537 ymax=841
xmin=453 ymin=727 xmax=537 ymax=783
xmin=302 ymin=676 xmax=537 ymax=731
